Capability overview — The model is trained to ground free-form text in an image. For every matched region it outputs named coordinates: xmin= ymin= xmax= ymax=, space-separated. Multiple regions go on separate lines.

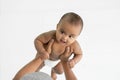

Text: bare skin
xmin=13 ymin=40 xmax=77 ymax=80
xmin=34 ymin=22 xmax=82 ymax=80
xmin=60 ymin=47 xmax=77 ymax=80
xmin=13 ymin=39 xmax=54 ymax=80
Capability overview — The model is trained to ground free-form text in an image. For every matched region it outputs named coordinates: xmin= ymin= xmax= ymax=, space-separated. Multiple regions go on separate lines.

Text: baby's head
xmin=56 ymin=12 xmax=83 ymax=46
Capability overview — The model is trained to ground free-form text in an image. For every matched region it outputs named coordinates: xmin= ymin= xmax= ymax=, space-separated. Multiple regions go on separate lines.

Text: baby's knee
xmin=53 ymin=68 xmax=63 ymax=74
xmin=35 ymin=52 xmax=49 ymax=60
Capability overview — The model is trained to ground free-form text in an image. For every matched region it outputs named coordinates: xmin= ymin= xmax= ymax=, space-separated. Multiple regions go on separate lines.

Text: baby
xmin=34 ymin=12 xmax=83 ymax=80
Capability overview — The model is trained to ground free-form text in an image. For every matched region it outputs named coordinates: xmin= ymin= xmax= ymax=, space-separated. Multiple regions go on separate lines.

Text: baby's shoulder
xmin=70 ymin=41 xmax=82 ymax=54
xmin=36 ymin=30 xmax=56 ymax=42
xmin=70 ymin=40 xmax=80 ymax=48
xmin=41 ymin=30 xmax=56 ymax=36
xmin=38 ymin=30 xmax=56 ymax=38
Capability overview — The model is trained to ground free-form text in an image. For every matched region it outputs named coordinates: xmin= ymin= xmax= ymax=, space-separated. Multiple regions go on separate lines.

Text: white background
xmin=0 ymin=0 xmax=120 ymax=80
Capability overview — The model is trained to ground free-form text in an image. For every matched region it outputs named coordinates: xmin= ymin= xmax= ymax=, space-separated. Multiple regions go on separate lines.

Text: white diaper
xmin=44 ymin=59 xmax=60 ymax=68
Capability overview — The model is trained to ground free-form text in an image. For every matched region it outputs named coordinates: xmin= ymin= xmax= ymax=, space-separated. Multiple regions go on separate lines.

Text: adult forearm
xmin=61 ymin=60 xmax=77 ymax=80
xmin=34 ymin=39 xmax=46 ymax=53
xmin=13 ymin=56 xmax=44 ymax=80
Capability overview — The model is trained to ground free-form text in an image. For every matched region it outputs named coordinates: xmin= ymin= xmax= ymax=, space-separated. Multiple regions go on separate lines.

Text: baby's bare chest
xmin=44 ymin=41 xmax=75 ymax=60
xmin=49 ymin=42 xmax=66 ymax=60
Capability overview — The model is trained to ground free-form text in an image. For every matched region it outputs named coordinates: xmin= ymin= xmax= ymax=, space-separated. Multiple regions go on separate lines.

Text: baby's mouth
xmin=60 ymin=39 xmax=66 ymax=44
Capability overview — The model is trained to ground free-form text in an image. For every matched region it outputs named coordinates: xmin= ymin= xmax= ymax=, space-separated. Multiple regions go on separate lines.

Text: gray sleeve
xmin=20 ymin=72 xmax=52 ymax=80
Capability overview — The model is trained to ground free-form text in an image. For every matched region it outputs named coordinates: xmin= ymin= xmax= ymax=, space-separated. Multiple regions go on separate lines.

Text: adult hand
xmin=60 ymin=47 xmax=72 ymax=61
xmin=60 ymin=47 xmax=75 ymax=68
xmin=60 ymin=47 xmax=77 ymax=80
xmin=40 ymin=39 xmax=54 ymax=60
xmin=46 ymin=39 xmax=54 ymax=54
xmin=13 ymin=39 xmax=54 ymax=80
xmin=68 ymin=59 xmax=75 ymax=68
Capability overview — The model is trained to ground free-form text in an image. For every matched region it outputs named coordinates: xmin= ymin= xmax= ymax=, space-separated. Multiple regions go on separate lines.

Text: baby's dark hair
xmin=58 ymin=12 xmax=83 ymax=29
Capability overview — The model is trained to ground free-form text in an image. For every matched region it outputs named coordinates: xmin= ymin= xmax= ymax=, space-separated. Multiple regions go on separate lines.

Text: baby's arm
xmin=69 ymin=41 xmax=83 ymax=68
xmin=34 ymin=30 xmax=55 ymax=59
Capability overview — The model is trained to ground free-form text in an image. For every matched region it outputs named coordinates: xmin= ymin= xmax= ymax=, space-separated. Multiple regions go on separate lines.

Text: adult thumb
xmin=47 ymin=39 xmax=54 ymax=54
xmin=64 ymin=47 xmax=71 ymax=57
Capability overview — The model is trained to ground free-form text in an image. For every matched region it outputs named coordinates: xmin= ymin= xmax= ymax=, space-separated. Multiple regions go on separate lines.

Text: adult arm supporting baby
xmin=13 ymin=42 xmax=78 ymax=80
xmin=34 ymin=31 xmax=55 ymax=59
xmin=13 ymin=39 xmax=54 ymax=80
xmin=61 ymin=61 xmax=77 ymax=80
xmin=60 ymin=47 xmax=77 ymax=80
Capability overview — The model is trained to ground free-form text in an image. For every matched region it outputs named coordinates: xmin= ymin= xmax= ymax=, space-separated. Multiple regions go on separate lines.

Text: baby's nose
xmin=62 ymin=35 xmax=68 ymax=41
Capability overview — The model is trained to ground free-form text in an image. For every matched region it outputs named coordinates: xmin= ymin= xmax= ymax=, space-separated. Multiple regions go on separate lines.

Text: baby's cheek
xmin=67 ymin=41 xmax=72 ymax=45
xmin=69 ymin=39 xmax=75 ymax=44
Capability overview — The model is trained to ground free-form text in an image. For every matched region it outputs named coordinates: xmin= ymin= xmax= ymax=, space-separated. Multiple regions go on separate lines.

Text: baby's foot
xmin=51 ymin=69 xmax=57 ymax=80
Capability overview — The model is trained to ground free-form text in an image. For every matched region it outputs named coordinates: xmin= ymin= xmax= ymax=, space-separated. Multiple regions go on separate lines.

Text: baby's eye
xmin=60 ymin=30 xmax=64 ymax=34
xmin=69 ymin=35 xmax=73 ymax=38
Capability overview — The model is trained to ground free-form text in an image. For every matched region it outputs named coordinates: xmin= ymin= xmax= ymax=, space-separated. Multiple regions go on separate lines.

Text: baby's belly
xmin=49 ymin=52 xmax=62 ymax=61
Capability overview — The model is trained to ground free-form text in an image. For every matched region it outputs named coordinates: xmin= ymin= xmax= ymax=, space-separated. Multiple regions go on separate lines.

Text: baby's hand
xmin=68 ymin=59 xmax=76 ymax=68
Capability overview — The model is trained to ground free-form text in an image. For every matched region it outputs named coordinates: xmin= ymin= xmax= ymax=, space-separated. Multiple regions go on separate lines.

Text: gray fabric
xmin=20 ymin=72 xmax=52 ymax=80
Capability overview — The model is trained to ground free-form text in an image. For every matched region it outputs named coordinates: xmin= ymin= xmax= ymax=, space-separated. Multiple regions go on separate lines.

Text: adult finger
xmin=46 ymin=39 xmax=54 ymax=54
xmin=64 ymin=47 xmax=71 ymax=58
xmin=60 ymin=47 xmax=71 ymax=61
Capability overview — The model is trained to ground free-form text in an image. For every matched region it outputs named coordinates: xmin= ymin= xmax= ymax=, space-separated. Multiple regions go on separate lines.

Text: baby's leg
xmin=51 ymin=61 xmax=63 ymax=80
xmin=35 ymin=53 xmax=45 ymax=72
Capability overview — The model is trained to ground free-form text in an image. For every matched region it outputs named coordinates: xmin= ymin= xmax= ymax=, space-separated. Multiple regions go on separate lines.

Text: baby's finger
xmin=47 ymin=39 xmax=54 ymax=54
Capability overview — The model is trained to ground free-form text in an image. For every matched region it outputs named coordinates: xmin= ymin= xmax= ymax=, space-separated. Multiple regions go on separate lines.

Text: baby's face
xmin=56 ymin=22 xmax=82 ymax=46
